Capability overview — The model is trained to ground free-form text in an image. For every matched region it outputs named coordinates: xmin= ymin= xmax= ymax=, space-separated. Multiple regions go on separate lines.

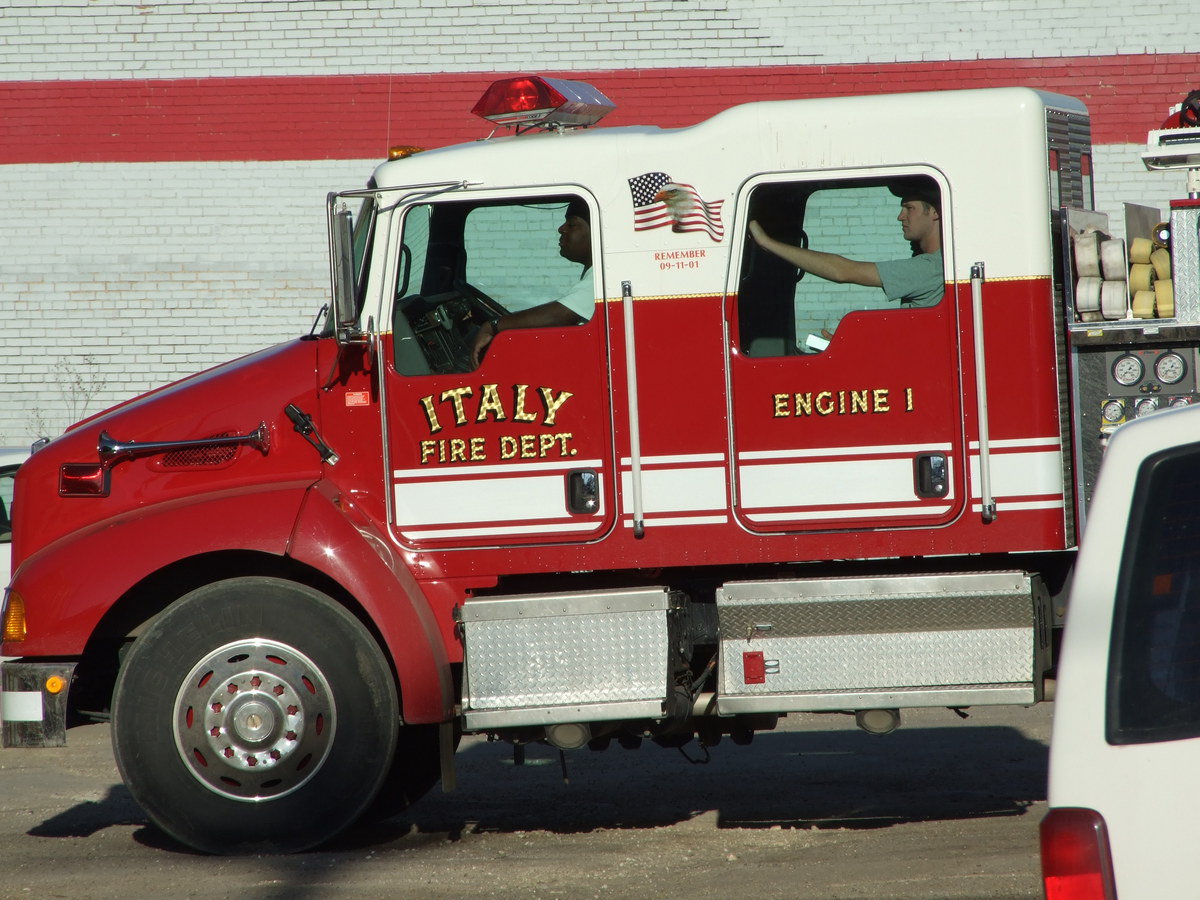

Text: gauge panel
xmin=1155 ymin=352 xmax=1187 ymax=385
xmin=1105 ymin=348 xmax=1197 ymax=396
xmin=1100 ymin=399 xmax=1125 ymax=423
xmin=1111 ymin=354 xmax=1143 ymax=386
xmin=1134 ymin=397 xmax=1160 ymax=417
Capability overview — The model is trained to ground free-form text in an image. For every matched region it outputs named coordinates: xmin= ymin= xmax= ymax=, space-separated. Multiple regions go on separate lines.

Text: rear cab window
xmin=1107 ymin=443 xmax=1200 ymax=744
xmin=736 ymin=174 xmax=945 ymax=358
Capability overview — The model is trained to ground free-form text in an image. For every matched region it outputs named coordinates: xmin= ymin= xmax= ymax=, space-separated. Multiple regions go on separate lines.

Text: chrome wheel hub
xmin=172 ymin=639 xmax=336 ymax=802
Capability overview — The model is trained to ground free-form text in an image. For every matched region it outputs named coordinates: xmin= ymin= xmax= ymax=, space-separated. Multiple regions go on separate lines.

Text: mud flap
xmin=1 ymin=661 xmax=77 ymax=748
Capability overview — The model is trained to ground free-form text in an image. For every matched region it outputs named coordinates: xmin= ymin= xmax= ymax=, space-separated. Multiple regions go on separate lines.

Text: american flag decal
xmin=628 ymin=172 xmax=725 ymax=242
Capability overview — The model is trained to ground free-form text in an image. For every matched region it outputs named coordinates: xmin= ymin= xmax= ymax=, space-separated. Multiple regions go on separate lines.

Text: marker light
xmin=471 ymin=75 xmax=615 ymax=131
xmin=387 ymin=145 xmax=424 ymax=160
xmin=2 ymin=590 xmax=26 ymax=642
xmin=59 ymin=463 xmax=110 ymax=497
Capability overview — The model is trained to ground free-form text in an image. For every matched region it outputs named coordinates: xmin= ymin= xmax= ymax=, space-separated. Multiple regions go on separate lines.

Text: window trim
xmin=727 ymin=165 xmax=951 ymax=358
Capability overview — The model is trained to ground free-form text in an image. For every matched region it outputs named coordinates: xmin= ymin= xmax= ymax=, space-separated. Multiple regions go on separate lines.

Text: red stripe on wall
xmin=1 ymin=55 xmax=1193 ymax=164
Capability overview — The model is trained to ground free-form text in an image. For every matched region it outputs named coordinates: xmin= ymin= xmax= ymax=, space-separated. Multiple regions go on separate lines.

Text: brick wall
xmin=0 ymin=0 xmax=1196 ymax=442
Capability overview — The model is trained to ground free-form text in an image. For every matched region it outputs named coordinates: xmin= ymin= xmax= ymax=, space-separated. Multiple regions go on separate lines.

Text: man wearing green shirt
xmin=748 ymin=187 xmax=944 ymax=308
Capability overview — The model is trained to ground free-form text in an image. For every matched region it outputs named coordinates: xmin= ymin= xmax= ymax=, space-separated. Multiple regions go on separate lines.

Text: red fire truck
xmin=4 ymin=77 xmax=1200 ymax=854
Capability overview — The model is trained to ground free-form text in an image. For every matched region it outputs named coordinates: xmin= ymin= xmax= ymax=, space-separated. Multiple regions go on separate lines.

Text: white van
xmin=1042 ymin=402 xmax=1200 ymax=899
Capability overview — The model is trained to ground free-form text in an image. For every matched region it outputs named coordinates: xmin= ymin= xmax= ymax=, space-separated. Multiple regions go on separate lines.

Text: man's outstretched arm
xmin=749 ymin=221 xmax=882 ymax=288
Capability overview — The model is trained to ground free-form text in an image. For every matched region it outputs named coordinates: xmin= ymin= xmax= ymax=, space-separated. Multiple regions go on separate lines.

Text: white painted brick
xmin=0 ymin=1 xmax=1193 ymax=441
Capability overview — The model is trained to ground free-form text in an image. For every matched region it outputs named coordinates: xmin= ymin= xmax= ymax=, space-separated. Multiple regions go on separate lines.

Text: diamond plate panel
xmin=719 ymin=628 xmax=1032 ymax=696
xmin=1173 ymin=206 xmax=1200 ymax=323
xmin=464 ymin=599 xmax=675 ymax=711
xmin=715 ymin=571 xmax=1042 ymax=699
xmin=719 ymin=594 xmax=1031 ymax=640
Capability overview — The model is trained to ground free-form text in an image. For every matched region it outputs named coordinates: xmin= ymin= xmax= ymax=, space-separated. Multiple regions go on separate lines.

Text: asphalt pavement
xmin=0 ymin=703 xmax=1051 ymax=899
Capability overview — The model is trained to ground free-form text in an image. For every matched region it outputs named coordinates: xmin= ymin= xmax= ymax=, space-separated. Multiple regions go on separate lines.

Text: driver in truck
xmin=470 ymin=197 xmax=595 ymax=366
xmin=748 ymin=184 xmax=944 ymax=308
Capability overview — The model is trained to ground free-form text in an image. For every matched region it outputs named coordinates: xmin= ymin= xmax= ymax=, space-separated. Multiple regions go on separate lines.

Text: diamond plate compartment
xmin=1172 ymin=206 xmax=1199 ymax=323
xmin=460 ymin=587 xmax=685 ymax=729
xmin=715 ymin=571 xmax=1050 ymax=711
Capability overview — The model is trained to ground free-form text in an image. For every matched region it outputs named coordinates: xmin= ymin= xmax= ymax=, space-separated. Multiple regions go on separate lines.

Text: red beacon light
xmin=471 ymin=75 xmax=615 ymax=133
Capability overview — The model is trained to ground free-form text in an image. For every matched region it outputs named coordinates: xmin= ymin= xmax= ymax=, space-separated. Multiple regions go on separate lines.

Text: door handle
xmin=566 ymin=469 xmax=600 ymax=515
xmin=914 ymin=453 xmax=949 ymax=499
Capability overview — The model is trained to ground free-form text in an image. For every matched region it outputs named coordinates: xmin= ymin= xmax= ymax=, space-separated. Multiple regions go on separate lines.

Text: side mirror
xmin=327 ymin=196 xmax=366 ymax=345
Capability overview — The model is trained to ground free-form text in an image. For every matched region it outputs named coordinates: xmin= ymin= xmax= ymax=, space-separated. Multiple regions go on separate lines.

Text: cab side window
xmin=464 ymin=204 xmax=586 ymax=312
xmin=738 ymin=176 xmax=943 ymax=357
xmin=391 ymin=195 xmax=593 ymax=375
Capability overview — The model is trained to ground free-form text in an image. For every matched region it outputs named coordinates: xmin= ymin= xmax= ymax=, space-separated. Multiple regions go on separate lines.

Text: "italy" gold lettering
xmin=418 ymin=383 xmax=574 ymax=434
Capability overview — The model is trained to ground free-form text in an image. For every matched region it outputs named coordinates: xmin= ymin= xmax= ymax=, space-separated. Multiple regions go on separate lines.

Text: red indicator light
xmin=470 ymin=75 xmax=615 ymax=131
xmin=743 ymin=650 xmax=766 ymax=684
xmin=1040 ymin=808 xmax=1117 ymax=900
xmin=472 ymin=76 xmax=565 ymax=123
xmin=59 ymin=463 xmax=110 ymax=497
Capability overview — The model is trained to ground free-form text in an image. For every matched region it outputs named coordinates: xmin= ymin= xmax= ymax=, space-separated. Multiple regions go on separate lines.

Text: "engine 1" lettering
xmin=773 ymin=388 xmax=915 ymax=417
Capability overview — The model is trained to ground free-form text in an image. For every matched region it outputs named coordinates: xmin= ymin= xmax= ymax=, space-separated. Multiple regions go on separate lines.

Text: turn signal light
xmin=2 ymin=590 xmax=26 ymax=643
xmin=1040 ymin=807 xmax=1117 ymax=900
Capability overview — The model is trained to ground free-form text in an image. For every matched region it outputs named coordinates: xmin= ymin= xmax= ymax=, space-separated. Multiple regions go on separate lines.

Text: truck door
xmin=728 ymin=171 xmax=967 ymax=533
xmin=380 ymin=191 xmax=615 ymax=548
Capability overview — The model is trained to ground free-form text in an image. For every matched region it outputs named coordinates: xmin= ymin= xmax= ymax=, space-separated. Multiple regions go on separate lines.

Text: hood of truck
xmin=12 ymin=338 xmax=326 ymax=566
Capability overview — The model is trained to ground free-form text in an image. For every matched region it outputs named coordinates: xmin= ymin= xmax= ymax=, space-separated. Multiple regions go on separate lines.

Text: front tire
xmin=112 ymin=577 xmax=399 ymax=854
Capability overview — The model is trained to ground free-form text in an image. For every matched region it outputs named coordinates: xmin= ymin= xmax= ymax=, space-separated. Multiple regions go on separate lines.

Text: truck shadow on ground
xmin=24 ymin=718 xmax=1046 ymax=854
xmin=344 ymin=719 xmax=1048 ymax=846
xmin=28 ymin=784 xmax=146 ymax=839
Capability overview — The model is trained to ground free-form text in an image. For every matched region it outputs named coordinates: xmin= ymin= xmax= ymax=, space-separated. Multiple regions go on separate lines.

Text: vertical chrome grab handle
xmin=971 ymin=262 xmax=996 ymax=524
xmin=621 ymin=280 xmax=646 ymax=538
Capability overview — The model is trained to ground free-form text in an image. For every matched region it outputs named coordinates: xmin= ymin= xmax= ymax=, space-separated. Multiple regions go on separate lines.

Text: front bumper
xmin=1 ymin=660 xmax=77 ymax=747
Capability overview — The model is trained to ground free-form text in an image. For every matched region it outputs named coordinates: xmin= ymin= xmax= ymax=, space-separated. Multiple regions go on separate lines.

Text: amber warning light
xmin=471 ymin=75 xmax=615 ymax=132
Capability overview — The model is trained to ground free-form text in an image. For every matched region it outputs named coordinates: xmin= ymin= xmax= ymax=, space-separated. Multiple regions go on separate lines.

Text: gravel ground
xmin=0 ymin=703 xmax=1051 ymax=899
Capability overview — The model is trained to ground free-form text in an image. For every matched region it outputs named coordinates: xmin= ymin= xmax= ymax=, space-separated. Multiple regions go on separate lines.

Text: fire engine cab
xmin=4 ymin=76 xmax=1199 ymax=854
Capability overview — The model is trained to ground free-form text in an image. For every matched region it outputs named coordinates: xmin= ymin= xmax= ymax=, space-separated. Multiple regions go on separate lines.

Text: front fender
xmin=287 ymin=480 xmax=454 ymax=724
xmin=5 ymin=482 xmax=313 ymax=657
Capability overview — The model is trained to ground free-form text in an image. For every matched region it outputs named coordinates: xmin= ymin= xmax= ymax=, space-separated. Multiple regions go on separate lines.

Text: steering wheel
xmin=454 ymin=281 xmax=506 ymax=321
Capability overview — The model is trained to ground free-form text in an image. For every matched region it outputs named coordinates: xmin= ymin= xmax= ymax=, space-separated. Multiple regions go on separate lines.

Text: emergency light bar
xmin=1143 ymin=127 xmax=1200 ymax=171
xmin=471 ymin=75 xmax=615 ymax=132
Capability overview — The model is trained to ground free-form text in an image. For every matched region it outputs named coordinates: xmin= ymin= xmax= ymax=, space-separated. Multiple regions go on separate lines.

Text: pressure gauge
xmin=1112 ymin=354 xmax=1144 ymax=386
xmin=1101 ymin=399 xmax=1125 ymax=423
xmin=1155 ymin=352 xmax=1187 ymax=385
xmin=1170 ymin=396 xmax=1192 ymax=408
xmin=1135 ymin=397 xmax=1159 ymax=417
